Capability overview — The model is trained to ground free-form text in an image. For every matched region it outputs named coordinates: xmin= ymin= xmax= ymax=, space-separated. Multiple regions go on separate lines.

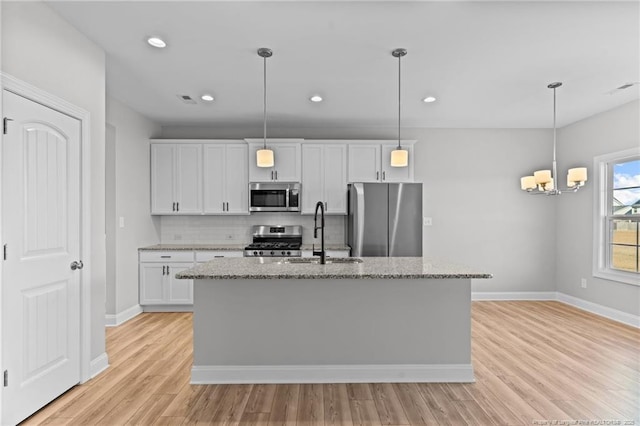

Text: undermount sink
xmin=279 ymin=257 xmax=363 ymax=265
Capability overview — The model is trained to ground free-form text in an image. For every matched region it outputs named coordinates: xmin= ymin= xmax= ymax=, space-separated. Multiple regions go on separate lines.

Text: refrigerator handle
xmin=354 ymin=183 xmax=365 ymax=256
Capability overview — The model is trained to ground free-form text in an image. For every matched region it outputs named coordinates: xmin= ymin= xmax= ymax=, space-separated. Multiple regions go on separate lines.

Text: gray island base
xmin=176 ymin=257 xmax=492 ymax=384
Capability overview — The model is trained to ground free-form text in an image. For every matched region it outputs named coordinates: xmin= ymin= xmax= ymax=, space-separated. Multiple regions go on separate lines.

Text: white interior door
xmin=2 ymin=90 xmax=81 ymax=425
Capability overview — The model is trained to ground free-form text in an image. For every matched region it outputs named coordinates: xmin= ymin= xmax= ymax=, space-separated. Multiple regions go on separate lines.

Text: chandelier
xmin=520 ymin=82 xmax=587 ymax=195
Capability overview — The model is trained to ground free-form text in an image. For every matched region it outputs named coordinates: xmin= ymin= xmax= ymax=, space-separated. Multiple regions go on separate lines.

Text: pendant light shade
xmin=257 ymin=47 xmax=274 ymax=168
xmin=256 ymin=148 xmax=274 ymax=168
xmin=390 ymin=149 xmax=408 ymax=167
xmin=520 ymin=82 xmax=588 ymax=195
xmin=391 ymin=48 xmax=408 ymax=168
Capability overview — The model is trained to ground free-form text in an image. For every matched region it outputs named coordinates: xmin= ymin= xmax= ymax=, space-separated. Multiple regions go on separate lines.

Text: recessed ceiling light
xmin=422 ymin=96 xmax=437 ymax=103
xmin=310 ymin=95 xmax=323 ymax=103
xmin=201 ymin=94 xmax=214 ymax=102
xmin=147 ymin=37 xmax=167 ymax=48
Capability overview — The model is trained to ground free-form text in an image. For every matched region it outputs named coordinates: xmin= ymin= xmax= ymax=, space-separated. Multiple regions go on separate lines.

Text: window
xmin=594 ymin=148 xmax=640 ymax=285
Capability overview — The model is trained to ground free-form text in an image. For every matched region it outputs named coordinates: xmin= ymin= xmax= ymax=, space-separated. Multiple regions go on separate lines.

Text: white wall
xmin=1 ymin=1 xmax=107 ymax=363
xmin=412 ymin=128 xmax=556 ymax=293
xmin=106 ymin=96 xmax=161 ymax=317
xmin=557 ymin=100 xmax=640 ymax=316
xmin=162 ymin=125 xmax=556 ymax=294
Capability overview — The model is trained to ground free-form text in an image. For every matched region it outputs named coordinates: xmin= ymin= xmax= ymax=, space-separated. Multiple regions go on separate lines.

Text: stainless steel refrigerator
xmin=348 ymin=182 xmax=423 ymax=257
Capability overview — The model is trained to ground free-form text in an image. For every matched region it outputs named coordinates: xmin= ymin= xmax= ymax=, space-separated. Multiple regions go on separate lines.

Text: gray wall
xmin=106 ymin=96 xmax=161 ymax=316
xmin=162 ymin=126 xmax=556 ymax=294
xmin=2 ymin=1 xmax=107 ymax=362
xmin=556 ymin=100 xmax=640 ymax=316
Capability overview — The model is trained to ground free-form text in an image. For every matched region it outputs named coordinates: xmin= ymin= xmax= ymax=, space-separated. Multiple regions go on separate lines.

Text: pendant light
xmin=390 ymin=48 xmax=408 ymax=167
xmin=520 ymin=82 xmax=588 ymax=195
xmin=256 ymin=47 xmax=274 ymax=168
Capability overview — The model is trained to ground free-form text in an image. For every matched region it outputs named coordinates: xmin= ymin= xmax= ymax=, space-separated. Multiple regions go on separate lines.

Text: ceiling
xmin=47 ymin=1 xmax=639 ymax=129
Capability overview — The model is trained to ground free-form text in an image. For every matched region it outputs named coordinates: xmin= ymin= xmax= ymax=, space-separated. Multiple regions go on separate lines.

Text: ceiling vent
xmin=607 ymin=82 xmax=639 ymax=94
xmin=177 ymin=94 xmax=197 ymax=104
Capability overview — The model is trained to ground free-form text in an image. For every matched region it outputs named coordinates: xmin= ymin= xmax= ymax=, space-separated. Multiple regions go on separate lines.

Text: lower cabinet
xmin=139 ymin=250 xmax=245 ymax=309
xmin=139 ymin=251 xmax=194 ymax=307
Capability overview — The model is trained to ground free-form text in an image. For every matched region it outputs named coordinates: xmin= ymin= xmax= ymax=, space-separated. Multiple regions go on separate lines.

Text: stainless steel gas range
xmin=243 ymin=225 xmax=302 ymax=257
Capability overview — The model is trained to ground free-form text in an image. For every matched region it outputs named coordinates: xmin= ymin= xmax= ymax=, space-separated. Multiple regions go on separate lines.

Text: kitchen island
xmin=176 ymin=257 xmax=491 ymax=384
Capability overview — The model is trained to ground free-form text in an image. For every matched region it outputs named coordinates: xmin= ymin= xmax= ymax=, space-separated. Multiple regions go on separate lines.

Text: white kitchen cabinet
xmin=347 ymin=141 xmax=415 ymax=183
xmin=348 ymin=144 xmax=381 ymax=182
xmin=151 ymin=143 xmax=202 ymax=214
xmin=247 ymin=140 xmax=302 ymax=182
xmin=139 ymin=251 xmax=194 ymax=306
xmin=301 ymin=143 xmax=347 ymax=214
xmin=203 ymin=143 xmax=248 ymax=214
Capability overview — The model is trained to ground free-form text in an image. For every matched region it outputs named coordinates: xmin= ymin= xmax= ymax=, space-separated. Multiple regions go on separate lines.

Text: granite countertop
xmin=176 ymin=257 xmax=492 ymax=280
xmin=139 ymin=244 xmax=351 ymax=251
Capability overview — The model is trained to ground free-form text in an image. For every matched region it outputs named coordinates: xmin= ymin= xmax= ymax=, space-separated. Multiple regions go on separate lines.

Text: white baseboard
xmin=191 ymin=364 xmax=475 ymax=384
xmin=105 ymin=304 xmax=143 ymax=327
xmin=89 ymin=352 xmax=109 ymax=379
xmin=472 ymin=291 xmax=557 ymax=301
xmin=142 ymin=305 xmax=193 ymax=313
xmin=472 ymin=291 xmax=639 ymax=328
xmin=557 ymin=292 xmax=640 ymax=328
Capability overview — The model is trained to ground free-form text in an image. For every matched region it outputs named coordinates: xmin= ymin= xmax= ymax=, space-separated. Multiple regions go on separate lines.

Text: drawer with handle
xmin=139 ymin=251 xmax=195 ymax=263
xmin=195 ymin=251 xmax=244 ymax=262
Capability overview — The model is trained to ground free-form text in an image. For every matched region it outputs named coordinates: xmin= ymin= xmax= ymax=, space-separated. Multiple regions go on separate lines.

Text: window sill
xmin=593 ymin=268 xmax=640 ymax=286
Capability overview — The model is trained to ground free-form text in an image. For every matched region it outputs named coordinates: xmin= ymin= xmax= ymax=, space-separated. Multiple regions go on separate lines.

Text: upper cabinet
xmin=151 ymin=143 xmax=202 ymax=214
xmin=150 ymin=139 xmax=416 ymax=216
xmin=203 ymin=142 xmax=249 ymax=214
xmin=246 ymin=139 xmax=302 ymax=182
xmin=301 ymin=142 xmax=348 ymax=215
xmin=348 ymin=141 xmax=415 ymax=183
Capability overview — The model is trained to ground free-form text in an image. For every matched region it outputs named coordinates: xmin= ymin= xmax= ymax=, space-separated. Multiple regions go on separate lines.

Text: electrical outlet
xmin=423 ymin=217 xmax=433 ymax=226
xmin=581 ymin=278 xmax=587 ymax=289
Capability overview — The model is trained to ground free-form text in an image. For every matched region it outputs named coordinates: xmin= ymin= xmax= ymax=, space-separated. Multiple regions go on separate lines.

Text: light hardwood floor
xmin=21 ymin=301 xmax=640 ymax=425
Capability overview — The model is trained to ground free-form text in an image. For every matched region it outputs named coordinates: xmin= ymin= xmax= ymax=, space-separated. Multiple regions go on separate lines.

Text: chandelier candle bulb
xmin=534 ymin=170 xmax=552 ymax=184
xmin=546 ymin=178 xmax=554 ymax=191
xmin=568 ymin=167 xmax=588 ymax=185
xmin=521 ymin=176 xmax=537 ymax=190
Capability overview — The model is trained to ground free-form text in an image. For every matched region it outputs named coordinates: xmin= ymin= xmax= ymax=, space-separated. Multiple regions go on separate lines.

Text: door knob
xmin=70 ymin=260 xmax=84 ymax=270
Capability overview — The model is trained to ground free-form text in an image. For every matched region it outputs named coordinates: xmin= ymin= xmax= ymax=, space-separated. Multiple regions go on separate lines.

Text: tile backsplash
xmin=160 ymin=214 xmax=347 ymax=245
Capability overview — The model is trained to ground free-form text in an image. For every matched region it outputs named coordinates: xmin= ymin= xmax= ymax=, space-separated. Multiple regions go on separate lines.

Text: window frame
xmin=593 ymin=148 xmax=640 ymax=286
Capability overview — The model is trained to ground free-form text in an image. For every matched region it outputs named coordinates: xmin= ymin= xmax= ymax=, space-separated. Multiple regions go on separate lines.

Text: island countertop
xmin=176 ymin=256 xmax=492 ymax=280
xmin=138 ymin=244 xmax=351 ymax=251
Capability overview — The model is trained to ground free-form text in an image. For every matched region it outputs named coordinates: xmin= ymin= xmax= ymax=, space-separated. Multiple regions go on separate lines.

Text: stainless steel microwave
xmin=249 ymin=182 xmax=301 ymax=212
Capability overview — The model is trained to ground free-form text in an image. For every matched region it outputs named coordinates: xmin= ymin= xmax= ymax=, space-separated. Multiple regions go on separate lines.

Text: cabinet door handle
xmin=172 ymin=202 xmax=176 ymax=212
xmin=376 ymin=171 xmax=379 ymax=181
xmin=222 ymin=202 xmax=226 ymax=211
xmin=325 ymin=202 xmax=328 ymax=210
xmin=271 ymin=170 xmax=274 ymax=180
xmin=162 ymin=265 xmax=166 ymax=275
xmin=226 ymin=202 xmax=229 ymax=211
xmin=275 ymin=170 xmax=278 ymax=180
xmin=176 ymin=202 xmax=179 ymax=211
xmin=383 ymin=171 xmax=386 ymax=181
